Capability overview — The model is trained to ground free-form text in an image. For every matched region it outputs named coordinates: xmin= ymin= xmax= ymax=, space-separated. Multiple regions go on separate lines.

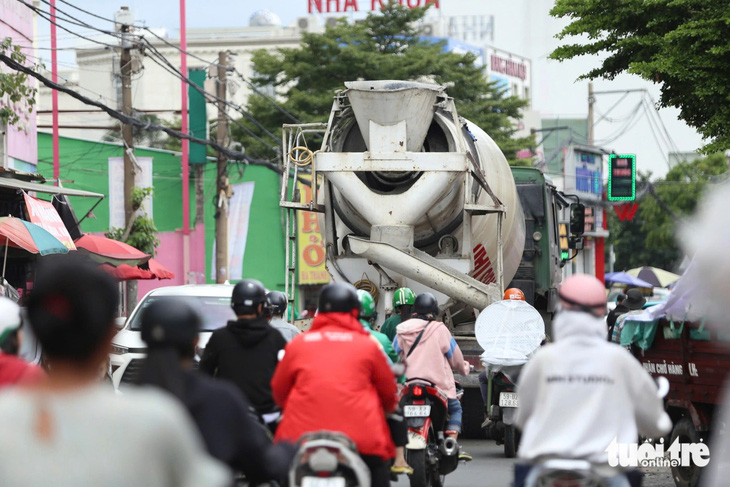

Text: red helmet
xmin=503 ymin=288 xmax=525 ymax=301
xmin=558 ymin=274 xmax=607 ymax=316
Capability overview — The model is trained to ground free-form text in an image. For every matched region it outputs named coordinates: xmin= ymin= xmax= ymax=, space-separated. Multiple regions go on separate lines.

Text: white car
xmin=109 ymin=284 xmax=235 ymax=391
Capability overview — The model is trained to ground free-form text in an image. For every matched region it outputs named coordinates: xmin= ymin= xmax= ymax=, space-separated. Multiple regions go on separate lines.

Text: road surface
xmin=390 ymin=439 xmax=676 ymax=487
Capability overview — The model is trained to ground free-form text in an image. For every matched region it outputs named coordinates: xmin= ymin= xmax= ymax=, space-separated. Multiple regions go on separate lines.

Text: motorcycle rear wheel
xmin=504 ymin=425 xmax=517 ymax=458
xmin=407 ymin=448 xmax=430 ymax=487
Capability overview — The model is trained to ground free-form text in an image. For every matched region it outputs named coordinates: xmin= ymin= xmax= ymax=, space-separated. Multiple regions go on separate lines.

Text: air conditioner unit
xmin=325 ymin=17 xmax=339 ymax=28
xmin=421 ymin=25 xmax=434 ymax=36
xmin=297 ymin=17 xmax=310 ymax=29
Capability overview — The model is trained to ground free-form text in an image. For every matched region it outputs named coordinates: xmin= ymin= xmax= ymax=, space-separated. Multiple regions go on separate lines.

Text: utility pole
xmin=587 ymin=82 xmax=594 ymax=146
xmin=215 ymin=51 xmax=229 ymax=283
xmin=118 ymin=7 xmax=137 ymax=313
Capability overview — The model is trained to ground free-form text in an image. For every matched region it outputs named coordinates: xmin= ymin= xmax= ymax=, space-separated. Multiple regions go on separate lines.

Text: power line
xmin=140 ymin=50 xmax=279 ymax=154
xmin=0 ymin=51 xmax=287 ymax=172
xmin=140 ymin=42 xmax=281 ymax=144
xmin=232 ymin=68 xmax=300 ymax=124
xmin=16 ymin=0 xmax=121 ymax=49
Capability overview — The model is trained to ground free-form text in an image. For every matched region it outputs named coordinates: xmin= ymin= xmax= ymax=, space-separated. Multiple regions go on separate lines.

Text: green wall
xmin=36 ymin=133 xmax=286 ymax=290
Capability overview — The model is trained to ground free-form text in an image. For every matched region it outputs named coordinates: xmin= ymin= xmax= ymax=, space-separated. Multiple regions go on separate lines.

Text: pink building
xmin=0 ymin=0 xmax=37 ymax=171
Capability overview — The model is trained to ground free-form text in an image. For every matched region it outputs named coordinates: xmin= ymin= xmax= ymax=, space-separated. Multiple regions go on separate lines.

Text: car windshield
xmin=128 ymin=295 xmax=235 ymax=331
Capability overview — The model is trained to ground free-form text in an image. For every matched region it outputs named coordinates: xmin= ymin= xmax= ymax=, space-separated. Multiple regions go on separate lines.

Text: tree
xmin=0 ymin=38 xmax=36 ymax=127
xmin=608 ymin=153 xmax=728 ymax=270
xmin=550 ymin=0 xmax=730 ymax=154
xmin=239 ymin=4 xmax=533 ymax=164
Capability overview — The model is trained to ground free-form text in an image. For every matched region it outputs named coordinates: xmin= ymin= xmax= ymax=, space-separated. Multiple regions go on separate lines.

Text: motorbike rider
xmin=0 ymin=297 xmax=43 ymax=388
xmin=357 ymin=289 xmax=412 ymax=475
xmin=200 ymin=279 xmax=286 ymax=430
xmin=137 ymin=298 xmax=293 ymax=483
xmin=271 ymin=283 xmax=397 ymax=487
xmin=394 ymin=292 xmax=472 ymax=461
xmin=479 ymin=288 xmax=526 ymax=428
xmin=266 ymin=291 xmax=300 ymax=342
xmin=514 ymin=274 xmax=672 ymax=487
xmin=0 ymin=254 xmax=230 ymax=487
xmin=380 ymin=287 xmax=415 ymax=342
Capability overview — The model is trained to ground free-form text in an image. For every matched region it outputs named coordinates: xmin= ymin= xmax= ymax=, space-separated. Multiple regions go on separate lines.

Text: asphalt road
xmin=389 ymin=440 xmax=676 ymax=487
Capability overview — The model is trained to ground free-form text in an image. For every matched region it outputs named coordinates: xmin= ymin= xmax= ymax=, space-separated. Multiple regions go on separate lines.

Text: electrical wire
xmin=0 ymin=51 xmax=287 ymax=171
xmin=232 ymin=68 xmax=300 ymax=123
xmin=16 ymin=0 xmax=122 ymax=49
xmin=140 ymin=51 xmax=279 ymax=154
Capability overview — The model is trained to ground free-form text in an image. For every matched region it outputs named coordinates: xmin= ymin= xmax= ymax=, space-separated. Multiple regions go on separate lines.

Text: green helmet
xmin=357 ymin=289 xmax=376 ymax=318
xmin=393 ymin=287 xmax=416 ymax=308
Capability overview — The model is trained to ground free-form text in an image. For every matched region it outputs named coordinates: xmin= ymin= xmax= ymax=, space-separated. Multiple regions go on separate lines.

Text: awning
xmin=0 ymin=177 xmax=104 ymax=199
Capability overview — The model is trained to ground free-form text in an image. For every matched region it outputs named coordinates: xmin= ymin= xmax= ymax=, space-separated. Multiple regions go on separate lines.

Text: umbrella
xmin=99 ymin=259 xmax=174 ymax=281
xmin=604 ymin=271 xmax=654 ymax=288
xmin=146 ymin=259 xmax=175 ymax=279
xmin=0 ymin=216 xmax=70 ymax=256
xmin=75 ymin=234 xmax=151 ymax=267
xmin=627 ymin=266 xmax=681 ymax=288
xmin=100 ymin=263 xmax=155 ymax=281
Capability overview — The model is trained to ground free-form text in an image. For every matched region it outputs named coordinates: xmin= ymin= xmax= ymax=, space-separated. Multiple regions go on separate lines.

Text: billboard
xmin=563 ymin=146 xmax=604 ymax=204
xmin=608 ymin=154 xmax=636 ymax=201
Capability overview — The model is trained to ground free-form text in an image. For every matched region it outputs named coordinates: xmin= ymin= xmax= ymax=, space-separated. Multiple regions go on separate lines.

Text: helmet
xmin=266 ymin=291 xmax=288 ymax=316
xmin=318 ymin=283 xmax=360 ymax=314
xmin=357 ymin=289 xmax=376 ymax=319
xmin=413 ymin=293 xmax=439 ymax=317
xmin=231 ymin=279 xmax=267 ymax=315
xmin=0 ymin=297 xmax=21 ymax=347
xmin=503 ymin=288 xmax=525 ymax=301
xmin=393 ymin=287 xmax=416 ymax=308
xmin=140 ymin=298 xmax=201 ymax=352
xmin=558 ymin=274 xmax=607 ymax=316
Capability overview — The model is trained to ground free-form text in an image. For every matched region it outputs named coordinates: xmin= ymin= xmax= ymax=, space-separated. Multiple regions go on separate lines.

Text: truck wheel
xmin=671 ymin=418 xmax=702 ymax=487
xmin=407 ymin=448 xmax=430 ymax=487
xmin=460 ymin=388 xmax=485 ymax=439
xmin=504 ymin=425 xmax=517 ymax=458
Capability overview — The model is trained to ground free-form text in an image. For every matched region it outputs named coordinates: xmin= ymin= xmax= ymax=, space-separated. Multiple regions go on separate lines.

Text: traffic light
xmin=608 ymin=154 xmax=636 ymax=201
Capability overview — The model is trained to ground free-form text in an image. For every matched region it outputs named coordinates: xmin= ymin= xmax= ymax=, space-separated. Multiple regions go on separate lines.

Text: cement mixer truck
xmin=280 ymin=80 xmax=571 ymax=437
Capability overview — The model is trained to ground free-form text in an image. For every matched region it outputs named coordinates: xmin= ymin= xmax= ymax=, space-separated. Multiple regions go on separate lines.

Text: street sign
xmin=608 ymin=154 xmax=636 ymax=201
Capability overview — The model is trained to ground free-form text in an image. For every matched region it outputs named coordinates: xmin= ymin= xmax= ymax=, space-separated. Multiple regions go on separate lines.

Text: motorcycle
xmin=482 ymin=366 xmax=522 ymax=458
xmin=289 ymin=431 xmax=370 ymax=487
xmin=400 ymin=378 xmax=460 ymax=487
xmin=517 ymin=377 xmax=671 ymax=487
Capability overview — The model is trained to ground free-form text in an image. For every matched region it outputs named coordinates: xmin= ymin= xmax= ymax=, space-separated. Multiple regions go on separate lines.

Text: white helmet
xmin=0 ymin=297 xmax=21 ymax=346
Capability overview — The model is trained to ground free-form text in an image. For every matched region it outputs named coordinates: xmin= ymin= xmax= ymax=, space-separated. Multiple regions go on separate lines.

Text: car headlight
xmin=111 ymin=345 xmax=128 ymax=355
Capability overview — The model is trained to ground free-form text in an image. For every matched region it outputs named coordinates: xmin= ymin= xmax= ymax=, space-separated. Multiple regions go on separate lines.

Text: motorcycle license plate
xmin=499 ymin=392 xmax=519 ymax=407
xmin=404 ymin=405 xmax=432 ymax=417
xmin=302 ymin=477 xmax=346 ymax=487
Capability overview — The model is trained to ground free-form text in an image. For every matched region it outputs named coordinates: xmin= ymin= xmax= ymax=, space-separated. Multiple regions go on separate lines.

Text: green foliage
xmin=0 ymin=38 xmax=37 ymax=127
xmin=550 ymin=0 xmax=730 ymax=154
xmin=608 ymin=153 xmax=728 ymax=270
xmin=238 ymin=4 xmax=534 ymax=165
xmin=106 ymin=187 xmax=159 ymax=255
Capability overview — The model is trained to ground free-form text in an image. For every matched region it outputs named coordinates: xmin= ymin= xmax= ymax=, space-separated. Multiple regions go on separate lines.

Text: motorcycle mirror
xmin=656 ymin=376 xmax=670 ymax=399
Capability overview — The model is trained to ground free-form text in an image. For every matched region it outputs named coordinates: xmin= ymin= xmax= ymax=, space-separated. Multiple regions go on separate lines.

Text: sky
xmin=32 ymin=0 xmax=706 ymax=179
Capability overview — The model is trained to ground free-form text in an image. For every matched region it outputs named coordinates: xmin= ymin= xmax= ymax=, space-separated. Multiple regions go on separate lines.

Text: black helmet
xmin=140 ymin=298 xmax=201 ymax=354
xmin=267 ymin=291 xmax=288 ymax=316
xmin=318 ymin=283 xmax=360 ymax=314
xmin=413 ymin=293 xmax=439 ymax=317
xmin=231 ymin=279 xmax=267 ymax=316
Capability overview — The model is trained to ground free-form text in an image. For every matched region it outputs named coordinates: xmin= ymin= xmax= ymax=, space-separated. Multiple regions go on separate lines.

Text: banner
xmin=210 ymin=182 xmax=255 ymax=281
xmin=24 ymin=194 xmax=76 ymax=250
xmin=108 ymin=157 xmax=153 ymax=230
xmin=297 ymin=177 xmax=329 ymax=285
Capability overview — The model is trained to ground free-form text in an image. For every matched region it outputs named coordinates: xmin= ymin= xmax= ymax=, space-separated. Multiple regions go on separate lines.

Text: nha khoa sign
xmin=309 ymin=0 xmax=438 ymax=14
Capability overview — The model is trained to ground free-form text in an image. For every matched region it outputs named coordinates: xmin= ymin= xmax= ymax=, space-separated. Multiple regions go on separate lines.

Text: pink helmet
xmin=558 ymin=274 xmax=607 ymax=316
